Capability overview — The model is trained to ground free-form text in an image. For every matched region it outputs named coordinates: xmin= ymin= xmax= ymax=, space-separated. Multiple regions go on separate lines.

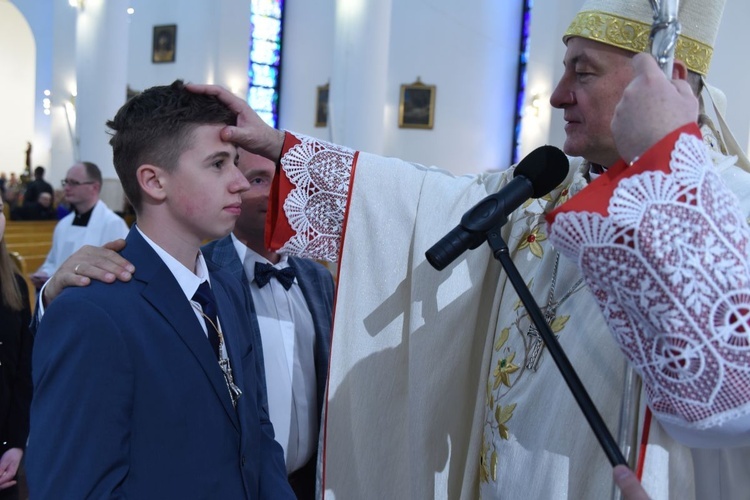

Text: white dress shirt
xmin=232 ymin=234 xmax=317 ymax=474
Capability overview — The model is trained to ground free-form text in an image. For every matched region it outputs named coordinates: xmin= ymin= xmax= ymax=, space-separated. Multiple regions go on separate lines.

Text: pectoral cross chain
xmin=524 ymin=252 xmax=584 ymax=372
xmin=526 ymin=306 xmax=557 ymax=371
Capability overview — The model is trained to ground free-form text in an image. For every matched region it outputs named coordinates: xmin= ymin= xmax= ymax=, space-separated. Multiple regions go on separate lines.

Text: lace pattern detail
xmin=278 ymin=135 xmax=355 ymax=262
xmin=549 ymin=133 xmax=750 ymax=430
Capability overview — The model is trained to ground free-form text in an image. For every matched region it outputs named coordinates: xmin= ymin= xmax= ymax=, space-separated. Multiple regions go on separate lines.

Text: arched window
xmin=249 ymin=0 xmax=284 ymax=127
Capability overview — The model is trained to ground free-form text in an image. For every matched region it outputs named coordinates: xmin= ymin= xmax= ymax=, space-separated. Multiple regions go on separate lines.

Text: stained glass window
xmin=512 ymin=0 xmax=532 ymax=164
xmin=249 ymin=0 xmax=284 ymax=128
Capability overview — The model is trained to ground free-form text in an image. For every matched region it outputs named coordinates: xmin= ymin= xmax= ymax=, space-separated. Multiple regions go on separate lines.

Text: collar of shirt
xmin=72 ymin=203 xmax=95 ymax=227
xmin=230 ymin=233 xmax=291 ymax=283
xmin=136 ymin=225 xmax=210 ymax=301
xmin=586 ymin=162 xmax=608 ymax=182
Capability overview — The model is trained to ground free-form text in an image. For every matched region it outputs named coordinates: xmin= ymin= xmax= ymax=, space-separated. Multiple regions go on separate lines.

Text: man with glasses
xmin=30 ymin=161 xmax=128 ymax=291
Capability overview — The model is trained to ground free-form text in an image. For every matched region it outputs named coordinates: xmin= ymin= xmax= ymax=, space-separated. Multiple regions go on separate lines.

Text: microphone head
xmin=513 ymin=145 xmax=569 ymax=198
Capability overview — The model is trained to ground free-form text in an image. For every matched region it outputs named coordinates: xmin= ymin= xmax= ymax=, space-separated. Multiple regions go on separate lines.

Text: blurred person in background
xmin=30 ymin=161 xmax=128 ymax=291
xmin=0 ymin=197 xmax=33 ymax=500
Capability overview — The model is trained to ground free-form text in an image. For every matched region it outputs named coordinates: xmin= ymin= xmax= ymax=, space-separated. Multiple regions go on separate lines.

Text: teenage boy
xmin=25 ymin=81 xmax=293 ymax=499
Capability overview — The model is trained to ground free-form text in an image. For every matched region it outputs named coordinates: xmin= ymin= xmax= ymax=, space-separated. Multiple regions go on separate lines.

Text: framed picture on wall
xmin=315 ymin=83 xmax=329 ymax=127
xmin=398 ymin=78 xmax=435 ymax=129
xmin=152 ymin=24 xmax=177 ymax=63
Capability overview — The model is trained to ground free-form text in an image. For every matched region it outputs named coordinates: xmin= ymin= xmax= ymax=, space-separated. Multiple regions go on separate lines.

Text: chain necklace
xmin=525 ymin=252 xmax=585 ymax=371
xmin=199 ymin=311 xmax=243 ymax=407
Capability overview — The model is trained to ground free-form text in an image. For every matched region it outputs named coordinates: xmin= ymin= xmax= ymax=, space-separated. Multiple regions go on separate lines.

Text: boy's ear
xmin=672 ymin=59 xmax=688 ymax=81
xmin=137 ymin=164 xmax=167 ymax=202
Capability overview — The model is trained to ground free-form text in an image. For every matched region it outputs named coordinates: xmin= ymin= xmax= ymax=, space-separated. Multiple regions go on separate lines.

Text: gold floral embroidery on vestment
xmin=545 ymin=186 xmax=571 ymax=207
xmin=482 ymin=179 xmax=583 ymax=486
xmin=565 ymin=11 xmax=713 ymax=75
xmin=518 ymin=226 xmax=547 ymax=258
xmin=493 ymin=353 xmax=520 ymax=390
xmin=495 ymin=403 xmax=516 ymax=441
xmin=494 ymin=327 xmax=510 ymax=352
xmin=479 ymin=439 xmax=492 ymax=483
xmin=550 ymin=315 xmax=571 ymax=333
xmin=480 ymin=402 xmax=517 ymax=484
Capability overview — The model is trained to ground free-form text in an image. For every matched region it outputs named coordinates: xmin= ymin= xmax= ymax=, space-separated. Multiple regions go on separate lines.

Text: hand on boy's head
xmin=185 ymin=83 xmax=286 ymax=163
xmin=611 ymin=53 xmax=699 ymax=164
xmin=42 ymin=239 xmax=135 ymax=306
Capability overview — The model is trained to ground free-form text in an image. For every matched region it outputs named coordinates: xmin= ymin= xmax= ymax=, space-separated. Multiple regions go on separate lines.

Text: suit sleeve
xmin=548 ymin=124 xmax=750 ymax=447
xmin=26 ymin=293 xmax=132 ymax=499
xmin=29 ymin=289 xmax=44 ymax=337
xmin=241 ymin=283 xmax=270 ymax=420
xmin=257 ymin=389 xmax=294 ymax=498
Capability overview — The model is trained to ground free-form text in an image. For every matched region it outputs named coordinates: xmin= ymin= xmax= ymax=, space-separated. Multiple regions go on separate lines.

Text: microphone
xmin=425 ymin=145 xmax=569 ymax=270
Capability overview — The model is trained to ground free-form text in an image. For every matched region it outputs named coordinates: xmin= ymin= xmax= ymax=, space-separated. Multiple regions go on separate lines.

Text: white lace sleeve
xmin=549 ymin=133 xmax=750 ymax=446
xmin=277 ymin=135 xmax=356 ymax=262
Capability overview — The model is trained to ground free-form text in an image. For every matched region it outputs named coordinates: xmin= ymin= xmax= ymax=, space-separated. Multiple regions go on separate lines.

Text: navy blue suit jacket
xmin=201 ymin=235 xmax=334 ymax=430
xmin=27 ymin=228 xmax=293 ymax=499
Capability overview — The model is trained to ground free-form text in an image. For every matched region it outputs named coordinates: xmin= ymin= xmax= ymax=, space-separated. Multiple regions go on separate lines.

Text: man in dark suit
xmin=203 ymin=151 xmax=334 ymax=498
xmin=21 ymin=166 xmax=53 ymax=207
xmin=26 ymin=81 xmax=293 ymax=499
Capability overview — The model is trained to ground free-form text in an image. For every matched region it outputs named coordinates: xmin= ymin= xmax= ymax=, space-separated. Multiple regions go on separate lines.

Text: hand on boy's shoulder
xmin=42 ymin=239 xmax=135 ymax=306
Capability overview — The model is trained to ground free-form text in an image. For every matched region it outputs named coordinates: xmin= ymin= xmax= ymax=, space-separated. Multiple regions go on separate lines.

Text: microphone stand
xmin=484 ymin=224 xmax=627 ymax=467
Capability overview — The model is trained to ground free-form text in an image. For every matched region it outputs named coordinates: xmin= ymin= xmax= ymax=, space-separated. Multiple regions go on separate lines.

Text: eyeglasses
xmin=61 ymin=179 xmax=96 ymax=187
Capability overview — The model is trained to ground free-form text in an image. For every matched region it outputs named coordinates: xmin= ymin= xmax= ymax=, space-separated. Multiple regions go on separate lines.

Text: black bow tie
xmin=254 ymin=262 xmax=296 ymax=290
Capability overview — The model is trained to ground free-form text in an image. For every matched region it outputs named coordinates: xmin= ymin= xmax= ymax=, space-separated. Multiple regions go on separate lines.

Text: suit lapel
xmin=289 ymin=258 xmax=321 ymax=334
xmin=125 ymin=230 xmax=240 ymax=431
xmin=204 ymin=237 xmax=269 ymax=409
xmin=288 ymin=257 xmax=331 ymax=416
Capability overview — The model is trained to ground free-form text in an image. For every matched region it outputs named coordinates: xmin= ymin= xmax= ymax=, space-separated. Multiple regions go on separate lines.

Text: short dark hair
xmin=80 ymin=161 xmax=102 ymax=185
xmin=34 ymin=166 xmax=45 ymax=178
xmin=106 ymin=80 xmax=236 ymax=211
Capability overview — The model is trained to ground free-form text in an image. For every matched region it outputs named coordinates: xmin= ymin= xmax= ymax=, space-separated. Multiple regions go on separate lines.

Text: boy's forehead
xmin=187 ymin=122 xmax=229 ymax=142
xmin=174 ymin=123 xmax=234 ymax=160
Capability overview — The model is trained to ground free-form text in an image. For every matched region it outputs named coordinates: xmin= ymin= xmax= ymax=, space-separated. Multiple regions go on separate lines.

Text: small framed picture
xmin=315 ymin=83 xmax=329 ymax=127
xmin=152 ymin=24 xmax=177 ymax=64
xmin=398 ymin=78 xmax=436 ymax=129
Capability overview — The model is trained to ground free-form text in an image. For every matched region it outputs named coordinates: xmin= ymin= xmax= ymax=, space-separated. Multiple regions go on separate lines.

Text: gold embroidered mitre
xmin=564 ymin=0 xmax=726 ymax=76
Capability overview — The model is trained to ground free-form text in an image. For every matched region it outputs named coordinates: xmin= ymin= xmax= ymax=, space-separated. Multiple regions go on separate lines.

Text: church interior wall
xmin=383 ymin=0 xmax=522 ymax=173
xmin=3 ymin=0 xmax=750 ymax=205
xmin=0 ymin=2 xmax=37 ymax=178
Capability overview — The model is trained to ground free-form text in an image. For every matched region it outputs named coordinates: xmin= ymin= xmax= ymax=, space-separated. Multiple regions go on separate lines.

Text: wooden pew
xmin=6 ymin=241 xmax=53 ymax=255
xmin=4 ymin=220 xmax=57 ymax=233
xmin=4 ymin=232 xmax=56 ymax=244
xmin=4 ymin=221 xmax=56 ymax=303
